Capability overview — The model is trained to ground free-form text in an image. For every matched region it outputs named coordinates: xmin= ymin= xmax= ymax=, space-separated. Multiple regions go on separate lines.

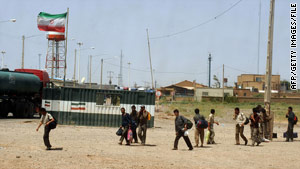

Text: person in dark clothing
xmin=130 ymin=105 xmax=138 ymax=143
xmin=138 ymin=105 xmax=149 ymax=145
xmin=286 ymin=107 xmax=295 ymax=142
xmin=250 ymin=108 xmax=261 ymax=146
xmin=193 ymin=108 xmax=205 ymax=147
xmin=172 ymin=109 xmax=193 ymax=151
xmin=119 ymin=107 xmax=132 ymax=145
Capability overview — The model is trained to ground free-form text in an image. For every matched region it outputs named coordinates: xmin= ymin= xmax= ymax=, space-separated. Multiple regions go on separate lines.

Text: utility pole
xmin=22 ymin=35 xmax=25 ymax=69
xmin=38 ymin=54 xmax=41 ymax=70
xmin=128 ymin=62 xmax=131 ymax=87
xmin=63 ymin=7 xmax=69 ymax=87
xmin=222 ymin=64 xmax=225 ymax=103
xmin=100 ymin=58 xmax=103 ymax=89
xmin=257 ymin=0 xmax=262 ymax=74
xmin=73 ymin=49 xmax=77 ymax=87
xmin=264 ymin=0 xmax=275 ymax=141
xmin=208 ymin=53 xmax=212 ymax=87
xmin=118 ymin=50 xmax=123 ymax=87
xmin=146 ymin=29 xmax=155 ymax=89
xmin=107 ymin=71 xmax=114 ymax=85
xmin=89 ymin=55 xmax=92 ymax=88
xmin=1 ymin=51 xmax=5 ymax=69
xmin=77 ymin=42 xmax=83 ymax=82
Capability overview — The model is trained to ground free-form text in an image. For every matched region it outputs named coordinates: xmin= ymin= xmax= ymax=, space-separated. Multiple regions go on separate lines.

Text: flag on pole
xmin=37 ymin=12 xmax=67 ymax=33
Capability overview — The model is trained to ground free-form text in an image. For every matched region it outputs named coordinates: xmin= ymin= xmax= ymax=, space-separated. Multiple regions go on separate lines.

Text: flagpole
xmin=63 ymin=8 xmax=69 ymax=87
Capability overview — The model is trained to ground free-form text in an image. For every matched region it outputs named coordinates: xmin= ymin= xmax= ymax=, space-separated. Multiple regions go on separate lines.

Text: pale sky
xmin=0 ymin=0 xmax=299 ymax=88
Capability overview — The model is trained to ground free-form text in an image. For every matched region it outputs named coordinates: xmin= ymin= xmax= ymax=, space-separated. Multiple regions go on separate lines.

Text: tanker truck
xmin=0 ymin=69 xmax=50 ymax=118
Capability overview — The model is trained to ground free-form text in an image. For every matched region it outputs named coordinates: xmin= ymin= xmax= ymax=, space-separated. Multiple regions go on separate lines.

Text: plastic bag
xmin=116 ymin=128 xmax=123 ymax=136
xmin=127 ymin=128 xmax=133 ymax=143
xmin=184 ymin=130 xmax=189 ymax=136
xmin=205 ymin=130 xmax=210 ymax=142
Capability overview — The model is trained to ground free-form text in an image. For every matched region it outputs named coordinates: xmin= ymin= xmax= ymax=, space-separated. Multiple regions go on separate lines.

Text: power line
xmin=224 ymin=64 xmax=252 ymax=74
xmin=150 ymin=0 xmax=244 ymax=39
xmin=104 ymin=60 xmax=221 ymax=75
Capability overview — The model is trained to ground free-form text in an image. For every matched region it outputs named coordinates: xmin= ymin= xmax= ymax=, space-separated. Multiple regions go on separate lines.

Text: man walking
xmin=250 ymin=108 xmax=261 ymax=146
xmin=173 ymin=109 xmax=193 ymax=150
xmin=207 ymin=109 xmax=219 ymax=144
xmin=36 ymin=108 xmax=55 ymax=150
xmin=286 ymin=107 xmax=295 ymax=142
xmin=193 ymin=108 xmax=205 ymax=147
xmin=119 ymin=107 xmax=132 ymax=145
xmin=233 ymin=107 xmax=248 ymax=145
xmin=138 ymin=106 xmax=149 ymax=145
xmin=130 ymin=105 xmax=138 ymax=143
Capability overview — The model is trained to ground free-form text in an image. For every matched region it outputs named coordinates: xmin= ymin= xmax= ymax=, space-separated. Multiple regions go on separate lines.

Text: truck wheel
xmin=22 ymin=103 xmax=30 ymax=118
xmin=0 ymin=101 xmax=10 ymax=118
xmin=15 ymin=102 xmax=26 ymax=118
xmin=27 ymin=102 xmax=34 ymax=118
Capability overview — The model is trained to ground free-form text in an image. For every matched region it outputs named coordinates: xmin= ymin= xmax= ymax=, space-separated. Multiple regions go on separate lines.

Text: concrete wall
xmin=195 ymin=88 xmax=234 ymax=101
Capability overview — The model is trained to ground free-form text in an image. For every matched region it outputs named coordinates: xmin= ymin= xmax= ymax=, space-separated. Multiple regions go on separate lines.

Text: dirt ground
xmin=0 ymin=112 xmax=300 ymax=169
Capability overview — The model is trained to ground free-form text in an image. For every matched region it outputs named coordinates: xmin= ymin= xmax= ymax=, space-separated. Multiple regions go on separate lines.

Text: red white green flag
xmin=37 ymin=12 xmax=67 ymax=33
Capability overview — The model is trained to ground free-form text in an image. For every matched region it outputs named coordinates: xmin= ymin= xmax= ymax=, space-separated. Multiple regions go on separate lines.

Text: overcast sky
xmin=0 ymin=0 xmax=299 ymax=88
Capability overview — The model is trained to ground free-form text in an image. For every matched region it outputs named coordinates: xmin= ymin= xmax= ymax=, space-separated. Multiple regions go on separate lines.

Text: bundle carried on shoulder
xmin=49 ymin=115 xmax=57 ymax=129
xmin=294 ymin=115 xmax=298 ymax=125
xmin=186 ymin=119 xmax=193 ymax=129
xmin=196 ymin=120 xmax=208 ymax=129
xmin=244 ymin=117 xmax=250 ymax=125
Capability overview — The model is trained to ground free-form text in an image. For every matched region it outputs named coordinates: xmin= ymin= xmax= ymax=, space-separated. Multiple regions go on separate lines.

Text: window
xmin=202 ymin=92 xmax=208 ymax=96
xmin=256 ymin=77 xmax=262 ymax=82
xmin=243 ymin=93 xmax=246 ymax=96
xmin=96 ymin=93 xmax=120 ymax=106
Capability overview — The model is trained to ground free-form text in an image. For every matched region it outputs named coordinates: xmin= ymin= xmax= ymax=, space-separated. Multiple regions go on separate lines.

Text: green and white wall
xmin=42 ymin=87 xmax=155 ymax=127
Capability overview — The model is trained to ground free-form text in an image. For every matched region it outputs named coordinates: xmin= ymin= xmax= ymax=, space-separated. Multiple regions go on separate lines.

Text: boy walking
xmin=119 ymin=107 xmax=132 ymax=145
xmin=193 ymin=108 xmax=205 ymax=147
xmin=250 ymin=108 xmax=261 ymax=146
xmin=130 ymin=105 xmax=139 ymax=143
xmin=207 ymin=109 xmax=219 ymax=144
xmin=36 ymin=108 xmax=55 ymax=150
xmin=286 ymin=107 xmax=295 ymax=142
xmin=173 ymin=109 xmax=193 ymax=150
xmin=233 ymin=107 xmax=248 ymax=145
xmin=138 ymin=106 xmax=149 ymax=145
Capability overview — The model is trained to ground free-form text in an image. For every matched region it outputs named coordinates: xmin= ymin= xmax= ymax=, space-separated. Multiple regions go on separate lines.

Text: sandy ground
xmin=0 ymin=112 xmax=300 ymax=169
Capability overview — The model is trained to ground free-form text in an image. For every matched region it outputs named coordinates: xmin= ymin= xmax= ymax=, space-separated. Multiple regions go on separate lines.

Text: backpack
xmin=197 ymin=120 xmax=208 ymax=129
xmin=147 ymin=112 xmax=151 ymax=120
xmin=294 ymin=116 xmax=298 ymax=125
xmin=48 ymin=115 xmax=57 ymax=129
xmin=186 ymin=119 xmax=193 ymax=129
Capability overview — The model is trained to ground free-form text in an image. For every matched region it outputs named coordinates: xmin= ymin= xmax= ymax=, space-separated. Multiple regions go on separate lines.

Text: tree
xmin=213 ymin=75 xmax=220 ymax=88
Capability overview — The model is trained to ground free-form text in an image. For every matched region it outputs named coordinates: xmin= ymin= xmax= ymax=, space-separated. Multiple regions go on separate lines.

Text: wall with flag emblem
xmin=42 ymin=87 xmax=155 ymax=127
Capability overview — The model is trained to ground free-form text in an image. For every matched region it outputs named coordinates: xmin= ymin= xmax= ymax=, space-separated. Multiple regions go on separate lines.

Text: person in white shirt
xmin=36 ymin=108 xmax=55 ymax=150
xmin=233 ymin=107 xmax=248 ymax=145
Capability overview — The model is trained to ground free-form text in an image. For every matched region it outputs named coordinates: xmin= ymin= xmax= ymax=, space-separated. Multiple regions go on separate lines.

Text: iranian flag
xmin=37 ymin=12 xmax=67 ymax=33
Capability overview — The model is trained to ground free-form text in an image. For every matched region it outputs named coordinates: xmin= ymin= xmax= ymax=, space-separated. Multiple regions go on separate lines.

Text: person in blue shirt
xmin=119 ymin=107 xmax=132 ymax=145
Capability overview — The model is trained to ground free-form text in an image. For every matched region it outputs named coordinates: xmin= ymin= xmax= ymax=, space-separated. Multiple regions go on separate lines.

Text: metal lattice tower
xmin=45 ymin=34 xmax=66 ymax=79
